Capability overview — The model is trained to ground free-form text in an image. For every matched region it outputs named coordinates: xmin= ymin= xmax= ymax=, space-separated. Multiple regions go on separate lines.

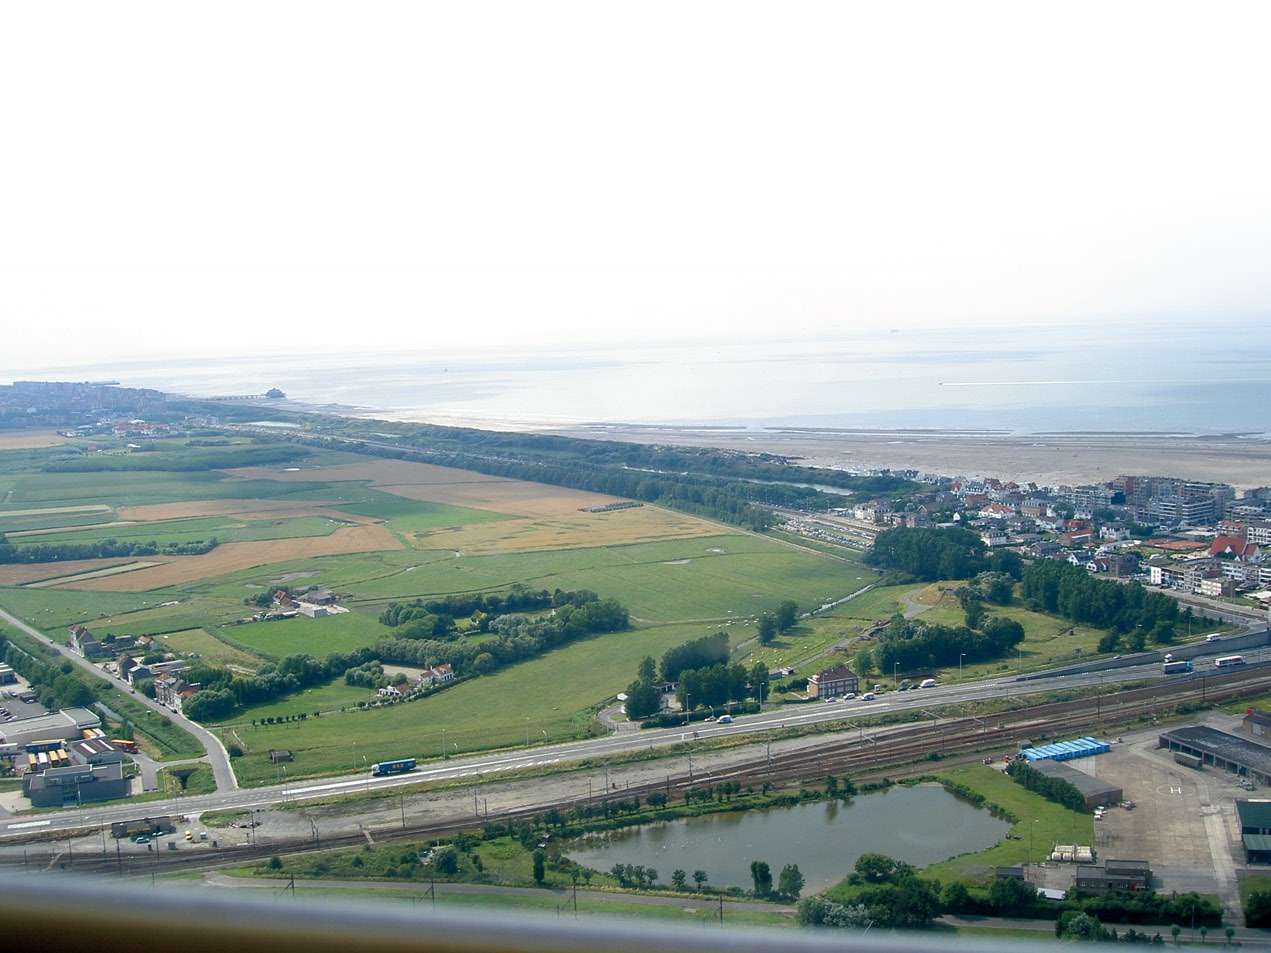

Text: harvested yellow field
xmin=0 ymin=430 xmax=69 ymax=450
xmin=0 ymin=504 xmax=112 ymax=519
xmin=116 ymin=499 xmax=373 ymax=522
xmin=223 ymin=459 xmax=597 ymax=517
xmin=223 ymin=458 xmax=725 ymax=553
xmin=0 ymin=558 xmax=134 ymax=587
xmin=226 ymin=459 xmax=508 ymax=489
xmin=27 ymin=561 xmax=164 ymax=588
xmin=56 ymin=523 xmax=402 ymax=591
xmin=415 ymin=505 xmax=723 ymax=555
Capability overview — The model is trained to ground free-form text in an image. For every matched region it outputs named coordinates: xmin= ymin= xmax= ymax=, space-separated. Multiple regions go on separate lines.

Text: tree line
xmin=0 ymin=536 xmax=218 ymax=564
xmin=374 ymin=596 xmax=629 ymax=678
xmin=293 ymin=424 xmax=923 ymax=531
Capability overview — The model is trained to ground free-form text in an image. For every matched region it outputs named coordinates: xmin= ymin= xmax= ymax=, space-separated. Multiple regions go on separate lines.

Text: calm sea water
xmin=14 ymin=318 xmax=1271 ymax=435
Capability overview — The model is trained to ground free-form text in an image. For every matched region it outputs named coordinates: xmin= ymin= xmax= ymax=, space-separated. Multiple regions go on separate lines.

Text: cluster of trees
xmin=865 ymin=614 xmax=1025 ymax=674
xmin=378 ymin=588 xmax=604 ymax=641
xmin=1020 ymin=561 xmax=1180 ymax=644
xmin=1006 ymin=759 xmax=1088 ymax=812
xmin=799 ymin=853 xmax=941 ymax=930
xmin=375 ymin=595 xmax=628 ymax=678
xmin=0 ymin=536 xmax=218 ymax=564
xmin=675 ymin=660 xmax=770 ymax=712
xmin=659 ymin=632 xmax=731 ymax=681
xmin=866 ymin=526 xmax=991 ymax=581
xmin=2 ymin=642 xmax=96 ymax=709
xmin=749 ymin=860 xmax=805 ymax=899
xmin=1246 ymin=890 xmax=1271 ymax=926
xmin=625 ymin=632 xmax=771 ymax=720
xmin=180 ymin=649 xmax=376 ymax=722
xmin=758 ymin=600 xmax=799 ymax=644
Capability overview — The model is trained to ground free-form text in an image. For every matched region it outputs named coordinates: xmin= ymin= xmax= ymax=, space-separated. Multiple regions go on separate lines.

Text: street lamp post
xmin=959 ymin=653 xmax=966 ymax=678
xmin=893 ymin=662 xmax=899 ymax=689
xmin=525 ymin=717 xmax=530 ymax=749
xmin=441 ymin=727 xmax=446 ymax=760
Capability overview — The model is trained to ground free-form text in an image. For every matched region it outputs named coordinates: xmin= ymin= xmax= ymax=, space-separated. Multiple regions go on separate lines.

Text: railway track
xmin=9 ymin=667 xmax=1271 ymax=879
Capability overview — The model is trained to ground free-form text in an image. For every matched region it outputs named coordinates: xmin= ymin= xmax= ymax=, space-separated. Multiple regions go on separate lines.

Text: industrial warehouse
xmin=1158 ymin=726 xmax=1271 ymax=783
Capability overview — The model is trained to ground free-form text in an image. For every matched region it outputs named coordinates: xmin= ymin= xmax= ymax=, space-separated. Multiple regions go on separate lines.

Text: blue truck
xmin=371 ymin=757 xmax=417 ymax=776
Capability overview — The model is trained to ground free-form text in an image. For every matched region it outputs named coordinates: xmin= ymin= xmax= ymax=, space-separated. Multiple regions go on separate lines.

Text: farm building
xmin=1158 ymin=726 xmax=1271 ymax=783
xmin=1029 ymin=759 xmax=1123 ymax=809
xmin=807 ymin=665 xmax=859 ymax=700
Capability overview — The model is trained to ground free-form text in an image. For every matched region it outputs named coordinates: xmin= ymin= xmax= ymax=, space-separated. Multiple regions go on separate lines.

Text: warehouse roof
xmin=1031 ymin=758 xmax=1123 ymax=799
xmin=1237 ymin=800 xmax=1271 ymax=830
xmin=1160 ymin=726 xmax=1271 ymax=777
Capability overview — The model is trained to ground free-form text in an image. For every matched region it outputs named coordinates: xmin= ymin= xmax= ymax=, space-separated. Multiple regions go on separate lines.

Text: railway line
xmin=9 ymin=666 xmax=1271 ymax=880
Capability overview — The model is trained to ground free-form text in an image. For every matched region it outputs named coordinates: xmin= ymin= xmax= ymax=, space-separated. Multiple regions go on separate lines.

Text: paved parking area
xmin=1077 ymin=712 xmax=1253 ymax=918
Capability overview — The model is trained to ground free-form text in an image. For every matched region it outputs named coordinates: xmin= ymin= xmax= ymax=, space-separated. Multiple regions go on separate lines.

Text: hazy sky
xmin=4 ymin=2 xmax=1271 ymax=375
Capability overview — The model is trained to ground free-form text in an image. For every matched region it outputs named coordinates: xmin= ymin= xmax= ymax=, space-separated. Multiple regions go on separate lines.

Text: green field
xmin=221 ymin=612 xmax=394 ymax=659
xmin=153 ymin=628 xmax=261 ymax=669
xmin=921 ymin=765 xmax=1094 ymax=884
xmin=7 ymin=514 xmax=345 ymax=548
xmin=0 ymin=437 xmax=884 ymax=786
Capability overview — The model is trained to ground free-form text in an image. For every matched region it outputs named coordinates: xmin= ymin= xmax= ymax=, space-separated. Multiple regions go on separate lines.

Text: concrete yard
xmin=1051 ymin=711 xmax=1256 ymax=921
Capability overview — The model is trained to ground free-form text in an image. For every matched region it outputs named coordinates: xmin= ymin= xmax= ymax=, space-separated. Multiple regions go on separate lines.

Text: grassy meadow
xmin=0 ymin=436 xmax=875 ymax=784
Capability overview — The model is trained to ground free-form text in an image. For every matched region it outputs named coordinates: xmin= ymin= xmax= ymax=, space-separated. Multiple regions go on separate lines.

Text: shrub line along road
xmin=0 ymin=603 xmax=239 ymax=792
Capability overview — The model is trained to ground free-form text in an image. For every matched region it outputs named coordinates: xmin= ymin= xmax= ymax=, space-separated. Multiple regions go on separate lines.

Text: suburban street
xmin=0 ymin=604 xmax=238 ymax=792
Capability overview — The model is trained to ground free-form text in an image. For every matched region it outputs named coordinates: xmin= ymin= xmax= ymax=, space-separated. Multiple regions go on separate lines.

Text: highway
xmin=3 ymin=592 xmax=1267 ymax=843
xmin=0 ymin=646 xmax=1248 ymax=841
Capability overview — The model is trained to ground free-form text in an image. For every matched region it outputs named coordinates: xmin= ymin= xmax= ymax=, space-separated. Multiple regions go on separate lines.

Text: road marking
xmin=6 ymin=820 xmax=51 ymax=830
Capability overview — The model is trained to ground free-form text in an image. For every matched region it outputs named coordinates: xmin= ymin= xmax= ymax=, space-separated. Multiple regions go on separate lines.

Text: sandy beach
xmin=273 ymin=398 xmax=1271 ymax=491
xmin=541 ymin=425 xmax=1271 ymax=491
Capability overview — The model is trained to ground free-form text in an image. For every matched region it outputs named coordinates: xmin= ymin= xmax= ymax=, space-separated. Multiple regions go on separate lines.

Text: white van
xmin=920 ymin=678 xmax=937 ymax=689
xmin=861 ymin=692 xmax=876 ymax=701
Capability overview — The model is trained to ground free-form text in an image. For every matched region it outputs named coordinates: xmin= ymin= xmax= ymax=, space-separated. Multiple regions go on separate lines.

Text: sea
xmin=12 ymin=317 xmax=1271 ymax=438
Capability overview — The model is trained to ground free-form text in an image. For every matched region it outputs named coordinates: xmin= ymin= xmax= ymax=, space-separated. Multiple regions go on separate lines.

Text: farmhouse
xmin=807 ymin=665 xmax=859 ymax=700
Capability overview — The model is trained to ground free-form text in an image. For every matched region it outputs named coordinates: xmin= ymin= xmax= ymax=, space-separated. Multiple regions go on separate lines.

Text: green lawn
xmin=920 ymin=765 xmax=1094 ymax=885
xmin=227 ymin=619 xmax=721 ymax=785
xmin=223 ymin=611 xmax=391 ymax=659
xmin=153 ymin=627 xmax=262 ymax=668
xmin=9 ymin=514 xmax=344 ymax=548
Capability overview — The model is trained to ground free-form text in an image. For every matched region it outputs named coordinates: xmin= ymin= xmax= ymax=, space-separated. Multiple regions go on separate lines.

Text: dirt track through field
xmin=51 ymin=523 xmax=403 ymax=591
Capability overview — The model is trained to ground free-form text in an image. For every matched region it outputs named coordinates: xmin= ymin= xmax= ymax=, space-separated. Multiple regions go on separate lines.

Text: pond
xmin=561 ymin=783 xmax=1009 ymax=893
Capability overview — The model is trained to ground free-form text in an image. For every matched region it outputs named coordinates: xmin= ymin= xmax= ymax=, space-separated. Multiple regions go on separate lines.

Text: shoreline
xmin=247 ymin=397 xmax=1271 ymax=490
